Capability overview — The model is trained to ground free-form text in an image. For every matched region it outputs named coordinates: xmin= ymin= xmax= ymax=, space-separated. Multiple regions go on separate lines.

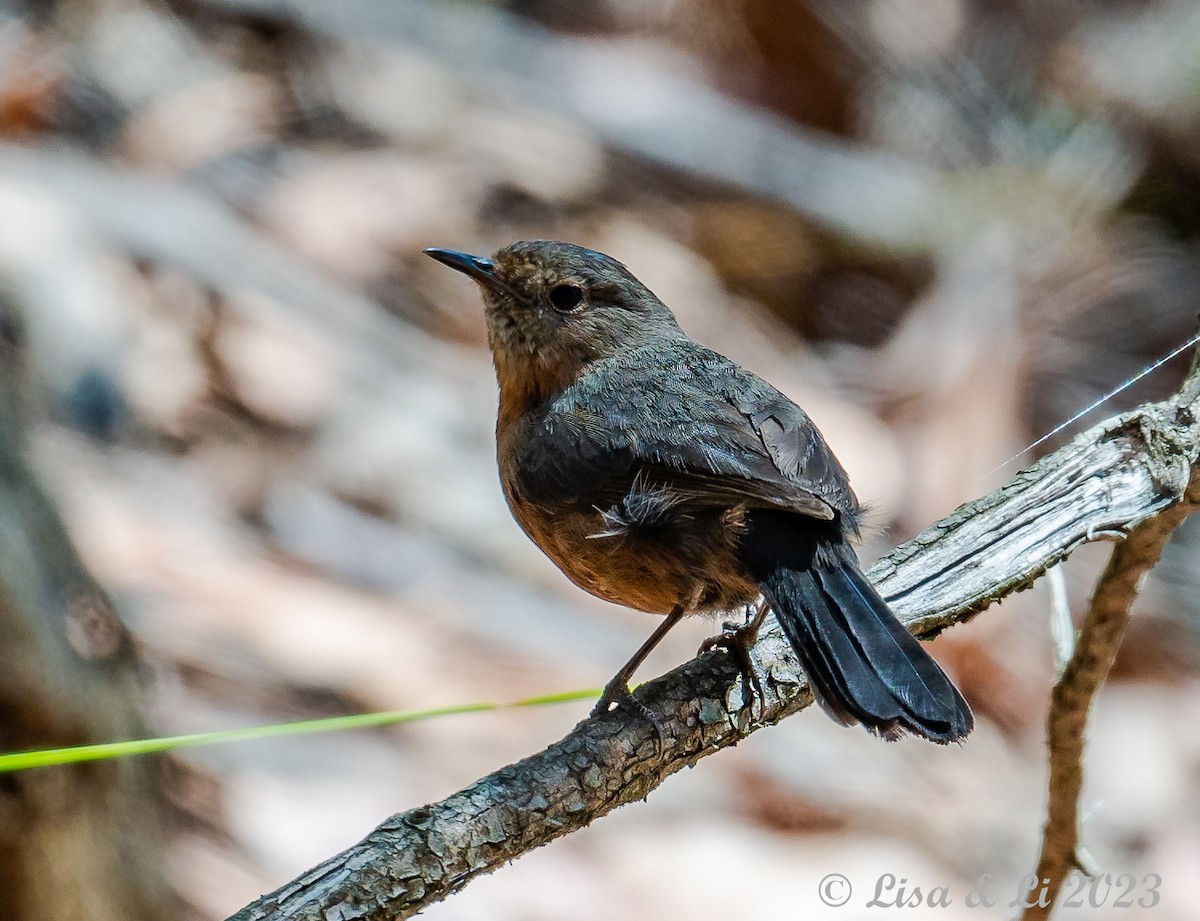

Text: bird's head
xmin=425 ymin=240 xmax=682 ymax=405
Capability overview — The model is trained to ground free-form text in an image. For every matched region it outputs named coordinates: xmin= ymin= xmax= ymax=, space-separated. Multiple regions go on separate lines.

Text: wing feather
xmin=516 ymin=341 xmax=860 ymax=525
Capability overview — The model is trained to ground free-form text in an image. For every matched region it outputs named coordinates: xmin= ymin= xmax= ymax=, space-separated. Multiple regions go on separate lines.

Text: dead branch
xmin=227 ymin=354 xmax=1200 ymax=920
xmin=1021 ymin=476 xmax=1200 ymax=921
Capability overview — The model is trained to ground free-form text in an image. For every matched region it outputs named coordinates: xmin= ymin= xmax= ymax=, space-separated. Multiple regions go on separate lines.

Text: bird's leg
xmin=591 ymin=605 xmax=688 ymax=746
xmin=698 ymin=597 xmax=770 ymax=710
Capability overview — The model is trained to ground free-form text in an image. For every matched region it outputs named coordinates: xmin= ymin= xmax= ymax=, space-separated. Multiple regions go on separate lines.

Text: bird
xmin=424 ymin=240 xmax=973 ymax=743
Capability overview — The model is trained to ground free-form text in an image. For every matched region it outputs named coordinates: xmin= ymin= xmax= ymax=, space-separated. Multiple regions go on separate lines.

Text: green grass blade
xmin=0 ymin=687 xmax=602 ymax=773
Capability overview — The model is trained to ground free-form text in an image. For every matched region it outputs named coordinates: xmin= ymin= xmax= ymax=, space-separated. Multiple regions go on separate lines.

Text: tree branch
xmin=229 ymin=368 xmax=1200 ymax=921
xmin=1021 ymin=471 xmax=1200 ymax=921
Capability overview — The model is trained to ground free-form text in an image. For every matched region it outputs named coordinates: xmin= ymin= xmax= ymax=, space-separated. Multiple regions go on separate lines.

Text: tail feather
xmin=814 ymin=563 xmax=968 ymax=728
xmin=780 ymin=569 xmax=905 ymax=729
xmin=745 ymin=514 xmax=973 ymax=743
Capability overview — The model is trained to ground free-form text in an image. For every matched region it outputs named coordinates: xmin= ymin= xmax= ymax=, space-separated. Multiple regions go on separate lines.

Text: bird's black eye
xmin=548 ymin=283 xmax=584 ymax=312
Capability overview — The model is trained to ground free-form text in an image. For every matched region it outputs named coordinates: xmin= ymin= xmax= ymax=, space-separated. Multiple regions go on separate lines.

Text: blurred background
xmin=1 ymin=0 xmax=1199 ymax=919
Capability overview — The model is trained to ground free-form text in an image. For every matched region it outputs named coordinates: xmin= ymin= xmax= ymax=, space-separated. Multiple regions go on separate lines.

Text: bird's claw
xmin=699 ymin=621 xmax=766 ymax=713
xmin=590 ymin=679 xmax=666 ymax=754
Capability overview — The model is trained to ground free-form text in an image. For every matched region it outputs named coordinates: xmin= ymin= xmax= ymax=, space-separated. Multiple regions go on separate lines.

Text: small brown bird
xmin=425 ymin=241 xmax=972 ymax=743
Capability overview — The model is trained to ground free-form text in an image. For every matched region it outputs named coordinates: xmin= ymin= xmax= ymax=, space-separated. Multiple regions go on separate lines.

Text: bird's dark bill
xmin=424 ymin=248 xmax=502 ymax=288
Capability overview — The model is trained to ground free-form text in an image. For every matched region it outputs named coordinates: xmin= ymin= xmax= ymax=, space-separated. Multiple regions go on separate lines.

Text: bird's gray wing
xmin=519 ymin=346 xmax=860 ymax=524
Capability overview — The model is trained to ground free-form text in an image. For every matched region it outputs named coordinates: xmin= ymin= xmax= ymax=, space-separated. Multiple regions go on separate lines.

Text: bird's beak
xmin=424 ymin=248 xmax=505 ymax=292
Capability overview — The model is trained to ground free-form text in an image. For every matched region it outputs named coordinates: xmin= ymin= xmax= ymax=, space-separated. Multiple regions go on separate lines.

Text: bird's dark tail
xmin=743 ymin=512 xmax=973 ymax=743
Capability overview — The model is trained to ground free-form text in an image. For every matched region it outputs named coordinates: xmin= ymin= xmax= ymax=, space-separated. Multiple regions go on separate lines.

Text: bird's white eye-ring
xmin=549 ymin=283 xmax=584 ymax=312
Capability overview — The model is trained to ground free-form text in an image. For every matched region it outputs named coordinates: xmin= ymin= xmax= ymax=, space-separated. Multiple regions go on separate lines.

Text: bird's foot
xmin=699 ymin=618 xmax=765 ymax=713
xmin=590 ymin=679 xmax=666 ymax=754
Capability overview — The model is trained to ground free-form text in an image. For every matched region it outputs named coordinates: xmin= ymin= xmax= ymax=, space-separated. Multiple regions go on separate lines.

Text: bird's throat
xmin=493 ymin=345 xmax=596 ymax=439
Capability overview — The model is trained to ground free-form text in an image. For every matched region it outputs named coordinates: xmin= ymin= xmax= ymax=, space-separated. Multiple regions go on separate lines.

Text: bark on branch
xmin=230 ymin=363 xmax=1200 ymax=921
xmin=1021 ymin=472 xmax=1200 ymax=920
